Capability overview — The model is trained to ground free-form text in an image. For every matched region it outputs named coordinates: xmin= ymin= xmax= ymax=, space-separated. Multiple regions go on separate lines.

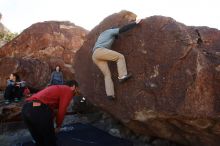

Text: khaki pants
xmin=92 ymin=48 xmax=128 ymax=96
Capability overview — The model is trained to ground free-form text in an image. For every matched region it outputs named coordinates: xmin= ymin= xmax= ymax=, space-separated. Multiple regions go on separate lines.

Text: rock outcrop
xmin=0 ymin=13 xmax=10 ymax=34
xmin=75 ymin=11 xmax=220 ymax=146
xmin=0 ymin=13 xmax=11 ymax=47
xmin=0 ymin=102 xmax=23 ymax=122
xmin=0 ymin=21 xmax=88 ymax=90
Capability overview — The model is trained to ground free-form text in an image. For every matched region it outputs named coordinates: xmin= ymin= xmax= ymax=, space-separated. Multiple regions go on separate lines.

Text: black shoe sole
xmin=107 ymin=96 xmax=116 ymax=100
xmin=119 ymin=74 xmax=132 ymax=83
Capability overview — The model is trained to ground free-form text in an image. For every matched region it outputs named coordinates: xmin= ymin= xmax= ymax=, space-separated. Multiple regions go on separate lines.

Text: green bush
xmin=0 ymin=32 xmax=18 ymax=42
xmin=0 ymin=32 xmax=4 ymax=39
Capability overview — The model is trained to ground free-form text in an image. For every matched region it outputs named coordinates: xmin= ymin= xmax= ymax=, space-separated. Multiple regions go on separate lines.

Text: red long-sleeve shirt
xmin=26 ymin=85 xmax=74 ymax=128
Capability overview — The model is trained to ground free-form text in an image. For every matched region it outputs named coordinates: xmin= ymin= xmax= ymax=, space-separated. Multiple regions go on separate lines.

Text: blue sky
xmin=0 ymin=0 xmax=219 ymax=33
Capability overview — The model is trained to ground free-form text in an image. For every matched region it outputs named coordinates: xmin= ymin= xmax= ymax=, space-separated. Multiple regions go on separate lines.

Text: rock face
xmin=0 ymin=21 xmax=88 ymax=90
xmin=0 ymin=57 xmax=50 ymax=90
xmin=0 ymin=102 xmax=23 ymax=122
xmin=75 ymin=11 xmax=220 ymax=146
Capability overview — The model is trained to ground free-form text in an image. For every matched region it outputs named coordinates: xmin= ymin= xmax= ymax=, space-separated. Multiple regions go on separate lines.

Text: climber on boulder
xmin=92 ymin=18 xmax=142 ymax=100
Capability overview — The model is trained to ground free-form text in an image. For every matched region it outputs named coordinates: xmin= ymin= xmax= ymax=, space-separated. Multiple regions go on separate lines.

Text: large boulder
xmin=0 ymin=21 xmax=88 ymax=90
xmin=75 ymin=11 xmax=220 ymax=146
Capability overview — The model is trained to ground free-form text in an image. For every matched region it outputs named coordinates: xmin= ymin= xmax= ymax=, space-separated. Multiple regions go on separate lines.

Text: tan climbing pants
xmin=92 ymin=48 xmax=128 ymax=96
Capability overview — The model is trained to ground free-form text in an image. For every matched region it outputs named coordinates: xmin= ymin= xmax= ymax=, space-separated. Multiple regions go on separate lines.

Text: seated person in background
xmin=49 ymin=65 xmax=64 ymax=85
xmin=4 ymin=73 xmax=26 ymax=104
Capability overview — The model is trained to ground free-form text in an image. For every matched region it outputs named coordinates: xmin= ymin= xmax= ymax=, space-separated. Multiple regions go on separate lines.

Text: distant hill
xmin=0 ymin=22 xmax=10 ymax=34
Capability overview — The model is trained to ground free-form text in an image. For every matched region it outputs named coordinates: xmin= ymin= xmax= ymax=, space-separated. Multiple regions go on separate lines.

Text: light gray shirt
xmin=93 ymin=28 xmax=119 ymax=52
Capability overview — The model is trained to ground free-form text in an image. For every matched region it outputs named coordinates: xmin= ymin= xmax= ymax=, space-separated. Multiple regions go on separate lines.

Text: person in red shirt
xmin=22 ymin=80 xmax=79 ymax=146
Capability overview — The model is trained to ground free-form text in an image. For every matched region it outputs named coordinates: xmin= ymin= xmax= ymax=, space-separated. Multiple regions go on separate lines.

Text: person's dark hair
xmin=65 ymin=80 xmax=79 ymax=87
xmin=12 ymin=73 xmax=20 ymax=82
xmin=54 ymin=65 xmax=61 ymax=72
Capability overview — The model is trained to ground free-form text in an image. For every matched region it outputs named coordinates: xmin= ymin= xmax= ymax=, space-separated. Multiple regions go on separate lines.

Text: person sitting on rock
xmin=49 ymin=65 xmax=64 ymax=85
xmin=92 ymin=19 xmax=142 ymax=100
xmin=22 ymin=80 xmax=80 ymax=146
xmin=4 ymin=73 xmax=26 ymax=104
